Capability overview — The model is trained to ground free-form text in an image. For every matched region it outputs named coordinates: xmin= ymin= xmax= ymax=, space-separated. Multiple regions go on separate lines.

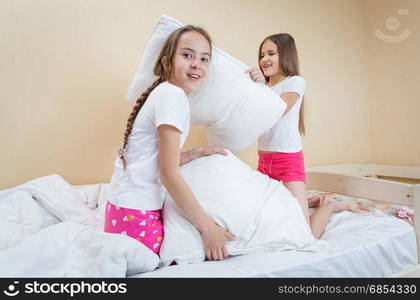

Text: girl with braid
xmin=104 ymin=25 xmax=235 ymax=260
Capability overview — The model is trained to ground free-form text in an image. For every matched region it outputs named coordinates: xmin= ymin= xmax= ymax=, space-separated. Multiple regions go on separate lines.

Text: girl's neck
xmin=267 ymin=73 xmax=287 ymax=87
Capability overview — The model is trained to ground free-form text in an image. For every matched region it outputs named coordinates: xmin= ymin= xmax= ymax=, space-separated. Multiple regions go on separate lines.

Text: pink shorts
xmin=104 ymin=201 xmax=164 ymax=255
xmin=257 ymin=151 xmax=306 ymax=183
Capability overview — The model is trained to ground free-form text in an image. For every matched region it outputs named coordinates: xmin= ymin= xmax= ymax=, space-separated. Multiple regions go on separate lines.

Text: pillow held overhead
xmin=126 ymin=15 xmax=285 ymax=153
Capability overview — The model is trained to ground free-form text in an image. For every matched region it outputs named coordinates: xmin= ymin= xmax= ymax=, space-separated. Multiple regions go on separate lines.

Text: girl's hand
xmin=192 ymin=146 xmax=228 ymax=159
xmin=245 ymin=68 xmax=266 ymax=83
xmin=201 ymin=222 xmax=236 ymax=261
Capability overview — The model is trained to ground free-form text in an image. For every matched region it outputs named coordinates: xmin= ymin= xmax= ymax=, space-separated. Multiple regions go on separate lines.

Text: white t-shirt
xmin=258 ymin=76 xmax=305 ymax=153
xmin=109 ymin=81 xmax=190 ymax=210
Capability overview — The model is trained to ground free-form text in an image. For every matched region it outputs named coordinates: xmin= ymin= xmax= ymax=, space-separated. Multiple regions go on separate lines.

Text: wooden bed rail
xmin=307 ymin=164 xmax=420 ymax=180
xmin=306 ymin=171 xmax=413 ymax=206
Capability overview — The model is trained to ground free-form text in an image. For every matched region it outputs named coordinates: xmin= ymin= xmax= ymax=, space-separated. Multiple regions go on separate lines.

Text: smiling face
xmin=259 ymin=39 xmax=281 ymax=78
xmin=166 ymin=30 xmax=211 ymax=94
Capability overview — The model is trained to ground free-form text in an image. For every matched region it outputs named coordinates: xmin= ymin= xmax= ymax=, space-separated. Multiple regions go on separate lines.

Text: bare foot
xmin=322 ymin=196 xmax=351 ymax=213
xmin=307 ymin=195 xmax=321 ymax=208
xmin=307 ymin=193 xmax=333 ymax=208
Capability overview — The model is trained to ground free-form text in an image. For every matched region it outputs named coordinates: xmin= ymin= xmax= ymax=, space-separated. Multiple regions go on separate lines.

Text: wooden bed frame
xmin=306 ymin=163 xmax=420 ymax=277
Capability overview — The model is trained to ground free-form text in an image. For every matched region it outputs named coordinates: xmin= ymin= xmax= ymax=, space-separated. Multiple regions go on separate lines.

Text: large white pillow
xmin=126 ymin=15 xmax=285 ymax=153
xmin=159 ymin=151 xmax=315 ymax=266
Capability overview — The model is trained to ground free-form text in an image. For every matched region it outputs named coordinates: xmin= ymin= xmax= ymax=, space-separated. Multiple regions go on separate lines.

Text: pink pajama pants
xmin=104 ymin=201 xmax=164 ymax=255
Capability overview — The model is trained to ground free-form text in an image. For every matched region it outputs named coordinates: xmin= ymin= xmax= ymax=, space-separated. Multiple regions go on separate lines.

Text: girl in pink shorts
xmin=248 ymin=34 xmax=349 ymax=238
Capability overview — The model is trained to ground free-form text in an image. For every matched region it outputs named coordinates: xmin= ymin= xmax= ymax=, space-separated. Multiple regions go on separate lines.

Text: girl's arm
xmin=157 ymin=125 xmax=235 ymax=261
xmin=246 ymin=68 xmax=301 ymax=116
xmin=179 ymin=146 xmax=228 ymax=166
xmin=280 ymin=92 xmax=300 ymax=116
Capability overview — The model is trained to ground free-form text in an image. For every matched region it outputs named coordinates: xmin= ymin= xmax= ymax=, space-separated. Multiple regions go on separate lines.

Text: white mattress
xmin=131 ymin=210 xmax=417 ymax=277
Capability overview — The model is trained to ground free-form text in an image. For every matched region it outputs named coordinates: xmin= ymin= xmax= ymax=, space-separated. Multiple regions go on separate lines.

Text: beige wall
xmin=1 ymin=0 xmax=417 ymax=189
xmin=366 ymin=0 xmax=420 ymax=166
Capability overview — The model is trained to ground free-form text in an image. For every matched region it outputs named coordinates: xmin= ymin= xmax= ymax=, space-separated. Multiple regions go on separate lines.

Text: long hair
xmin=259 ymin=33 xmax=305 ymax=135
xmin=119 ymin=25 xmax=212 ymax=170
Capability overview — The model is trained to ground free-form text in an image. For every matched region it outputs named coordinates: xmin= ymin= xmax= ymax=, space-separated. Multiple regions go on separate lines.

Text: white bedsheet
xmin=132 ymin=210 xmax=417 ymax=277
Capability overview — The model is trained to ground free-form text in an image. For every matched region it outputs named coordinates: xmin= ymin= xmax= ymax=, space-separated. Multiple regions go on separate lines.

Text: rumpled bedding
xmin=0 ymin=174 xmax=159 ymax=277
xmin=0 ymin=172 xmax=415 ymax=278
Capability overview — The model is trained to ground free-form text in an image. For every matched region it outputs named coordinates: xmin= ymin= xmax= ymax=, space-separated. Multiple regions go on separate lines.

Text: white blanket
xmin=0 ymin=174 xmax=159 ymax=277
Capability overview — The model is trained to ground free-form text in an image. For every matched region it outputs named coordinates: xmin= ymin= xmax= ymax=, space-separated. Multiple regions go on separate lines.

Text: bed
xmin=0 ymin=163 xmax=418 ymax=278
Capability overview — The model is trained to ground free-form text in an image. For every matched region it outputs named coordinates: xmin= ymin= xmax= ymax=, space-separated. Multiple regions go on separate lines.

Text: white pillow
xmin=159 ymin=151 xmax=315 ymax=266
xmin=126 ymin=15 xmax=285 ymax=153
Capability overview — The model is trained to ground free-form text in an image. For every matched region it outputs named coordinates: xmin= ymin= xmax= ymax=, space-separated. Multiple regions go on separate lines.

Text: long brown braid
xmin=119 ymin=78 xmax=163 ymax=170
xmin=118 ymin=25 xmax=212 ymax=170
